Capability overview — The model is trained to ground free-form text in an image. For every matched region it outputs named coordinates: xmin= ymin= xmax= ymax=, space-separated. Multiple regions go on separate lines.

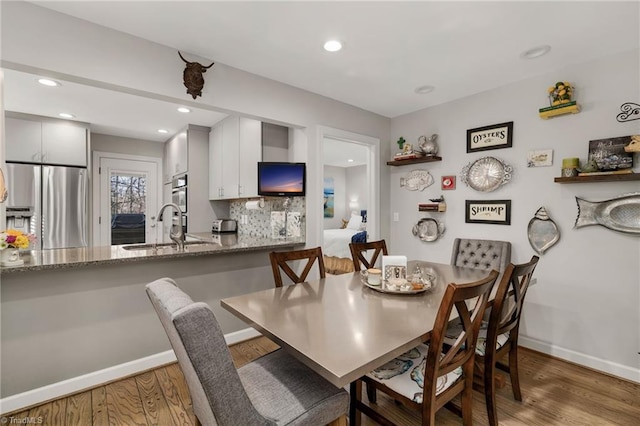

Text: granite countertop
xmin=0 ymin=233 xmax=305 ymax=274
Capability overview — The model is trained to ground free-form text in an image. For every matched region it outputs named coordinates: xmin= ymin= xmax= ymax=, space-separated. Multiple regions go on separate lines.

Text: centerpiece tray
xmin=360 ymin=271 xmax=433 ymax=295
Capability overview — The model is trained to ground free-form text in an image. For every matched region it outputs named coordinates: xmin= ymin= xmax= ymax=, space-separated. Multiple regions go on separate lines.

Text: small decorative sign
xmin=441 ymin=175 xmax=456 ymax=190
xmin=465 ymin=200 xmax=511 ymax=225
xmin=527 ymin=149 xmax=553 ymax=167
xmin=466 ymin=121 xmax=513 ymax=153
xmin=588 ymin=136 xmax=634 ymax=171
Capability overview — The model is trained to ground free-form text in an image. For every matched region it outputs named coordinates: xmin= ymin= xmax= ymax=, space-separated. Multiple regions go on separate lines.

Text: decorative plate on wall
xmin=527 ymin=207 xmax=560 ymax=254
xmin=461 ymin=156 xmax=512 ymax=192
xmin=400 ymin=170 xmax=434 ymax=191
xmin=412 ymin=218 xmax=445 ymax=242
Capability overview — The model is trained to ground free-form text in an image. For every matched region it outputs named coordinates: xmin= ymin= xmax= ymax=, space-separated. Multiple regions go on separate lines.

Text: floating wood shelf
xmin=387 ymin=156 xmax=442 ymax=166
xmin=539 ymin=103 xmax=581 ymax=119
xmin=554 ymin=173 xmax=640 ymax=183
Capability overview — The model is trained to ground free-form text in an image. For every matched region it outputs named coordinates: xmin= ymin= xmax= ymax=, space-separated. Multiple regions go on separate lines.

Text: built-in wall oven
xmin=171 ymin=174 xmax=187 ymax=213
xmin=171 ymin=174 xmax=188 ymax=234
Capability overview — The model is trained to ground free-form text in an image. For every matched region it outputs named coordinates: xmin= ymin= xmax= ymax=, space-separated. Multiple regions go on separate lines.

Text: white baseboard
xmin=0 ymin=327 xmax=262 ymax=415
xmin=519 ymin=336 xmax=640 ymax=383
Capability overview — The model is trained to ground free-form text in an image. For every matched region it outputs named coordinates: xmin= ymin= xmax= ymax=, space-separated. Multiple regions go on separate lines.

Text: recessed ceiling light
xmin=177 ymin=107 xmax=191 ymax=113
xmin=520 ymin=45 xmax=551 ymax=59
xmin=414 ymin=85 xmax=435 ymax=95
xmin=323 ymin=40 xmax=343 ymax=52
xmin=158 ymin=129 xmax=169 ymax=134
xmin=58 ymin=113 xmax=75 ymax=119
xmin=347 ymin=159 xmax=354 ymax=163
xmin=38 ymin=78 xmax=60 ymax=87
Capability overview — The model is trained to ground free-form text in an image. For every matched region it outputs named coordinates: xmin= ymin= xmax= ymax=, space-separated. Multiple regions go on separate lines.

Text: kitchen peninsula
xmin=0 ymin=235 xmax=305 ymax=405
xmin=0 ymin=233 xmax=304 ymax=274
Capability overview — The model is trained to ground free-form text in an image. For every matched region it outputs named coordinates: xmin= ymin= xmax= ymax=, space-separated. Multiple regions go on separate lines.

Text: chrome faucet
xmin=157 ymin=203 xmax=185 ymax=251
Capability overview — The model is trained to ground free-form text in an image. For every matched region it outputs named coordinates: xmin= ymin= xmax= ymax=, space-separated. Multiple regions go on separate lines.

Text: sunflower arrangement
xmin=548 ymin=81 xmax=574 ymax=106
xmin=0 ymin=229 xmax=36 ymax=250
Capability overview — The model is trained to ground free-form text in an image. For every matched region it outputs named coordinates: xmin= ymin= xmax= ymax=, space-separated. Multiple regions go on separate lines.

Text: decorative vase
xmin=0 ymin=248 xmax=24 ymax=267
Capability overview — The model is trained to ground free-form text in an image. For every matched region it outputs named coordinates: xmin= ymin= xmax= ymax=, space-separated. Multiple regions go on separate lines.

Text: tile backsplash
xmin=230 ymin=197 xmax=306 ymax=239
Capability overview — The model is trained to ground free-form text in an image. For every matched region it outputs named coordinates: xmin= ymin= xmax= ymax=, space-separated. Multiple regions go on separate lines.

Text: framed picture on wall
xmin=323 ymin=177 xmax=334 ymax=217
xmin=467 ymin=121 xmax=513 ymax=153
xmin=465 ymin=200 xmax=511 ymax=225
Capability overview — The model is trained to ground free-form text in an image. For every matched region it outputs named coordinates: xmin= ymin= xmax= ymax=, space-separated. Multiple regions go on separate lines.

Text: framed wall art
xmin=441 ymin=175 xmax=456 ymax=190
xmin=588 ymin=135 xmax=634 ymax=171
xmin=467 ymin=121 xmax=513 ymax=153
xmin=527 ymin=149 xmax=553 ymax=167
xmin=465 ymin=200 xmax=511 ymax=225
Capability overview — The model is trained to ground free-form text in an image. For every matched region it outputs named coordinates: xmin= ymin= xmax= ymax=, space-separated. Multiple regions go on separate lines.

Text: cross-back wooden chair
xmin=349 ymin=240 xmax=388 ymax=271
xmin=476 ymin=255 xmax=539 ymax=426
xmin=350 ymin=270 xmax=499 ymax=426
xmin=269 ymin=247 xmax=326 ymax=287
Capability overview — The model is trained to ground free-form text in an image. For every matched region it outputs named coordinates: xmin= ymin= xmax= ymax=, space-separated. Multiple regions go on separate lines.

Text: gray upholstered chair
xmin=450 ymin=238 xmax=511 ymax=272
xmin=146 ymin=278 xmax=348 ymax=426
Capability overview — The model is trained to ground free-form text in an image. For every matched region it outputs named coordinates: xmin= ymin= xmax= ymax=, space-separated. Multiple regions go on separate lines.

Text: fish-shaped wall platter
xmin=575 ymin=192 xmax=640 ymax=234
xmin=400 ymin=170 xmax=434 ymax=191
xmin=527 ymin=207 xmax=560 ymax=254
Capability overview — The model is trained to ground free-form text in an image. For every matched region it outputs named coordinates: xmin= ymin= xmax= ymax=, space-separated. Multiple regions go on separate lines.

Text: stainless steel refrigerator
xmin=5 ymin=163 xmax=88 ymax=249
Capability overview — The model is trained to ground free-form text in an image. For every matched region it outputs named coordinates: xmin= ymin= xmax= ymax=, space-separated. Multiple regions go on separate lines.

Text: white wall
xmin=390 ymin=49 xmax=640 ymax=381
xmin=91 ymin=133 xmax=164 ymax=158
xmin=346 ymin=165 xmax=368 ymax=214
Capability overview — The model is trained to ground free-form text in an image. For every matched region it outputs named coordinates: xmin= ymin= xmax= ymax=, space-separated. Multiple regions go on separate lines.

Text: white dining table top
xmin=221 ymin=260 xmax=490 ymax=388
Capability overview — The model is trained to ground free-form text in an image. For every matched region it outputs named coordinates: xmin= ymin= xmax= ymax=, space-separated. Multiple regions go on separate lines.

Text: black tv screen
xmin=258 ymin=162 xmax=306 ymax=196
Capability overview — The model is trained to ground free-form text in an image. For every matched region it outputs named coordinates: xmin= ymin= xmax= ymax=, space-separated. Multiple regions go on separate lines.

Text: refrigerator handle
xmin=35 ymin=166 xmax=42 ymax=248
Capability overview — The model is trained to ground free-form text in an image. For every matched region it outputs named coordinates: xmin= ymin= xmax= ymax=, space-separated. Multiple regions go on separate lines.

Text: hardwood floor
xmin=2 ymin=337 xmax=638 ymax=425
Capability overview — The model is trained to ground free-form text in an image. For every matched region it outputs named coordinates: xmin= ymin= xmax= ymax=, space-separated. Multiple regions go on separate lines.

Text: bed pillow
xmin=346 ymin=214 xmax=363 ymax=230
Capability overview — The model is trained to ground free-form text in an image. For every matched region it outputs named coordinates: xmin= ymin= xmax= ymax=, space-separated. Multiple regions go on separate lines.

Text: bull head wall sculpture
xmin=178 ymin=51 xmax=214 ymax=99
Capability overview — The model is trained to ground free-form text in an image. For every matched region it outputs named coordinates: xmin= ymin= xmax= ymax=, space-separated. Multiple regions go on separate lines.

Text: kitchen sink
xmin=122 ymin=241 xmax=212 ymax=251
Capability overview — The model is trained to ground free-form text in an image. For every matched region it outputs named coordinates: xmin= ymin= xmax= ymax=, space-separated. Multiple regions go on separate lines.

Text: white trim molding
xmin=0 ymin=327 xmax=261 ymax=415
xmin=520 ymin=336 xmax=640 ymax=383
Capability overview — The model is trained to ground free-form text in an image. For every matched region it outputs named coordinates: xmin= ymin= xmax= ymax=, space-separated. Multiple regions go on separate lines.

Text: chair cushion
xmin=366 ymin=344 xmax=462 ymax=404
xmin=451 ymin=239 xmax=511 ymax=271
xmin=444 ymin=320 xmax=510 ymax=356
xmin=239 ymin=349 xmax=349 ymax=425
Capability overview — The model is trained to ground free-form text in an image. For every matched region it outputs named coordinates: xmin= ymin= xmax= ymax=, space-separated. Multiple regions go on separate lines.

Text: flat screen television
xmin=257 ymin=162 xmax=306 ymax=196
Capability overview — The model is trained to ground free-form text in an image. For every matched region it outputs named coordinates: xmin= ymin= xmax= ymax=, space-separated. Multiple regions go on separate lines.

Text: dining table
xmin=221 ymin=260 xmax=490 ymax=389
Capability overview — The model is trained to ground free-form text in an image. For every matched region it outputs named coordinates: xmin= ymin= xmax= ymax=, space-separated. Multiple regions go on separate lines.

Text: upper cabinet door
xmin=238 ymin=117 xmax=262 ymax=198
xmin=209 ymin=124 xmax=224 ymax=199
xmin=5 ymin=117 xmax=42 ymax=163
xmin=42 ymin=123 xmax=87 ymax=166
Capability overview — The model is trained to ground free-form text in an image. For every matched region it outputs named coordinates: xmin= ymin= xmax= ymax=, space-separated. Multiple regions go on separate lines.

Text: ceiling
xmin=3 ymin=1 xmax=639 ymax=145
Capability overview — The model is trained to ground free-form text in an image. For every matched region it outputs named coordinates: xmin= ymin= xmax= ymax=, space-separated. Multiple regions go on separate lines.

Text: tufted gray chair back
xmin=451 ymin=238 xmax=511 ymax=272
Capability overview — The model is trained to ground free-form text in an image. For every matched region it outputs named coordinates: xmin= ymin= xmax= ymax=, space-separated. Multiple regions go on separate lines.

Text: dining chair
xmin=349 ymin=239 xmax=388 ymax=271
xmin=476 ymin=255 xmax=539 ymax=426
xmin=350 ymin=270 xmax=499 ymax=426
xmin=269 ymin=246 xmax=326 ymax=287
xmin=146 ymin=277 xmax=349 ymax=426
xmin=450 ymin=238 xmax=511 ymax=272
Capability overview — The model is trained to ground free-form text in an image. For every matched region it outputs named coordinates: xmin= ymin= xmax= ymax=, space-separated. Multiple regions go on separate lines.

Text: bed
xmin=323 ymin=212 xmax=367 ymax=258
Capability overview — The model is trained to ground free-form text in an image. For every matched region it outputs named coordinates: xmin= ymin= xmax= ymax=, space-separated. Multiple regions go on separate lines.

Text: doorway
xmin=317 ymin=126 xmax=380 ymax=258
xmin=92 ymin=152 xmax=162 ymax=247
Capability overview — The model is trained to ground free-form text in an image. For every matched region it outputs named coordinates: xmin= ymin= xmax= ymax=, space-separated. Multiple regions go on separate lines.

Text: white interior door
xmin=97 ymin=156 xmax=160 ymax=246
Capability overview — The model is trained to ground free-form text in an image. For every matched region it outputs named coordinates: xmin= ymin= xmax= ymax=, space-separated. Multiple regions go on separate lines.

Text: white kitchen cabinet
xmin=209 ymin=116 xmax=261 ymax=200
xmin=164 ymin=130 xmax=188 ymax=181
xmin=5 ymin=117 xmax=87 ymax=166
xmin=5 ymin=117 xmax=42 ymax=163
xmin=42 ymin=122 xmax=87 ymax=166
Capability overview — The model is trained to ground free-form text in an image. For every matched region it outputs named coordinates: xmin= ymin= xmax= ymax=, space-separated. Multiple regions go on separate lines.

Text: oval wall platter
xmin=400 ymin=170 xmax=434 ymax=191
xmin=461 ymin=156 xmax=512 ymax=192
